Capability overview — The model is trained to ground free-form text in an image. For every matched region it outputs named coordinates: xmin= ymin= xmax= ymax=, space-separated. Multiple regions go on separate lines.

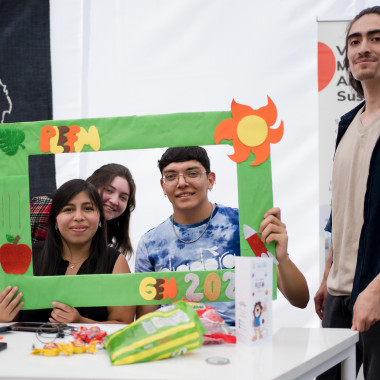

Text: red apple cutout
xmin=0 ymin=235 xmax=32 ymax=274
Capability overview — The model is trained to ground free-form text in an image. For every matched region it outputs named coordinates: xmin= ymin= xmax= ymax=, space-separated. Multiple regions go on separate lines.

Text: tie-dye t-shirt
xmin=135 ymin=204 xmax=240 ymax=325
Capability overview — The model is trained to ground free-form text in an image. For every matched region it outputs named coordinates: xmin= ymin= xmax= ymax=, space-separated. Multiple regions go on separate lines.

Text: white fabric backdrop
xmin=49 ymin=0 xmax=379 ymax=332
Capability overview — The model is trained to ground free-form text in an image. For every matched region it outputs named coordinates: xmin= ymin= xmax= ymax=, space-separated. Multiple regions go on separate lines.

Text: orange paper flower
xmin=214 ymin=97 xmax=284 ymax=166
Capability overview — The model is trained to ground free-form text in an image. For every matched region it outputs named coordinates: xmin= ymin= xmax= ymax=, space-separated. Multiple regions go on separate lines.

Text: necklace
xmin=64 ymin=257 xmax=87 ymax=270
xmin=172 ymin=202 xmax=214 ymax=244
xmin=68 ymin=261 xmax=85 ymax=270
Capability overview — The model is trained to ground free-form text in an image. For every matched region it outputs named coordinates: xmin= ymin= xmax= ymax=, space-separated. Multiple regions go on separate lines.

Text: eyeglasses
xmin=162 ymin=170 xmax=208 ymax=185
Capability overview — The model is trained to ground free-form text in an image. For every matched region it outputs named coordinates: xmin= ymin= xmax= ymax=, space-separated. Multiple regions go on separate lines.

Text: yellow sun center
xmin=237 ymin=115 xmax=268 ymax=147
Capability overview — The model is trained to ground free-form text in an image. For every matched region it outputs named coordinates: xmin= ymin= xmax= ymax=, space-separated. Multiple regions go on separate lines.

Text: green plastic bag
xmin=104 ymin=301 xmax=206 ymax=365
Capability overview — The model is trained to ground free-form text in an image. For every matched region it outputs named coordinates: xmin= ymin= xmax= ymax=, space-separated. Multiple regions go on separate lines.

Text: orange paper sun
xmin=214 ymin=97 xmax=284 ymax=166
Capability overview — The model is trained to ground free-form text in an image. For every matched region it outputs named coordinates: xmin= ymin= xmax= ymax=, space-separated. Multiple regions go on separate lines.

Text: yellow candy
xmin=72 ymin=338 xmax=86 ymax=354
xmin=86 ymin=341 xmax=98 ymax=354
xmin=58 ymin=342 xmax=74 ymax=356
xmin=32 ymin=343 xmax=60 ymax=356
xmin=31 ymin=338 xmax=99 ymax=357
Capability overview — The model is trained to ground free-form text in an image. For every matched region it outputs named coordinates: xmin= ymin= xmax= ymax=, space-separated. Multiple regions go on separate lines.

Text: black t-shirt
xmin=20 ymin=244 xmax=120 ymax=322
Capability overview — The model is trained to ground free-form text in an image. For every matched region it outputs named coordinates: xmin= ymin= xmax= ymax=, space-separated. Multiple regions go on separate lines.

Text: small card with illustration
xmin=235 ymin=256 xmax=273 ymax=345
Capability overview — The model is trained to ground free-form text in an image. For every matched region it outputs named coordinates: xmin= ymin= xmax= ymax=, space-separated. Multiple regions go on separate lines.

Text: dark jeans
xmin=317 ymin=293 xmax=380 ymax=380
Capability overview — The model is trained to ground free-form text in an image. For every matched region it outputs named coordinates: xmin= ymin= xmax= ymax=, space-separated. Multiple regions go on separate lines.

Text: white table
xmin=0 ymin=325 xmax=358 ymax=380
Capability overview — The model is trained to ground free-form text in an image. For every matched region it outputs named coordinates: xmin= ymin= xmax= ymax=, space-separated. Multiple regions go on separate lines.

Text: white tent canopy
xmin=49 ymin=0 xmax=378 ymax=332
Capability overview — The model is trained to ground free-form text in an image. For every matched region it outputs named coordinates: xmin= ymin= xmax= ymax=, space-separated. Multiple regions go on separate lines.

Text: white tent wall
xmin=49 ymin=0 xmax=379 ymax=332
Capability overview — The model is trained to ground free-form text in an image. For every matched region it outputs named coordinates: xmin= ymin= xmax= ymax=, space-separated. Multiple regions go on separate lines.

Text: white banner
xmin=317 ymin=20 xmax=363 ymax=278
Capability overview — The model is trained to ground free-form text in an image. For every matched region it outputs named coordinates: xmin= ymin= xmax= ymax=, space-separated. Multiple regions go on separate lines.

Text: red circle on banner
xmin=318 ymin=42 xmax=336 ymax=92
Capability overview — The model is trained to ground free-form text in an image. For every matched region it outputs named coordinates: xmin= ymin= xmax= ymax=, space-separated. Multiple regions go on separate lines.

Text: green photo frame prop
xmin=0 ymin=108 xmax=276 ymax=310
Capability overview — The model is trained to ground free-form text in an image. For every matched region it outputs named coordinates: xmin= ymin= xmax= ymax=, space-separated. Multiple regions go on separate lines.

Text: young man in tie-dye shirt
xmin=135 ymin=146 xmax=309 ymax=324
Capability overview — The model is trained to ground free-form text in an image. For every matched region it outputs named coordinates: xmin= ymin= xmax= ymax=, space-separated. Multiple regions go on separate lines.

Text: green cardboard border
xmin=0 ymin=110 xmax=276 ymax=309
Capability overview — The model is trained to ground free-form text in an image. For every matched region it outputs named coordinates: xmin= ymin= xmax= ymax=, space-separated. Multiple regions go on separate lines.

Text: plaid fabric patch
xmin=30 ymin=195 xmax=52 ymax=242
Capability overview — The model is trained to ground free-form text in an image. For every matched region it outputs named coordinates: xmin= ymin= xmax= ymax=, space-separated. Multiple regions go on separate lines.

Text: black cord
xmin=35 ymin=323 xmax=77 ymax=344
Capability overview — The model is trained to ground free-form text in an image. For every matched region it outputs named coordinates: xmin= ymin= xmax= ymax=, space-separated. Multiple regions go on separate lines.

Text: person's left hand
xmin=50 ymin=301 xmax=82 ymax=323
xmin=259 ymin=207 xmax=288 ymax=262
xmin=352 ymin=282 xmax=380 ymax=332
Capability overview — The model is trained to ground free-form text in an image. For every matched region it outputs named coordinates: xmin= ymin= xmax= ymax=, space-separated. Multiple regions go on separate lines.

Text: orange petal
xmin=231 ymin=99 xmax=255 ymax=120
xmin=250 ymin=143 xmax=271 ymax=166
xmin=268 ymin=120 xmax=284 ymax=143
xmin=214 ymin=119 xmax=236 ymax=144
xmin=254 ymin=96 xmax=277 ymax=127
xmin=228 ymin=138 xmax=251 ymax=163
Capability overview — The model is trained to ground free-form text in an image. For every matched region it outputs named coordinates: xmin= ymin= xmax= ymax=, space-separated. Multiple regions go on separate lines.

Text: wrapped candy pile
xmin=31 ymin=326 xmax=107 ymax=357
